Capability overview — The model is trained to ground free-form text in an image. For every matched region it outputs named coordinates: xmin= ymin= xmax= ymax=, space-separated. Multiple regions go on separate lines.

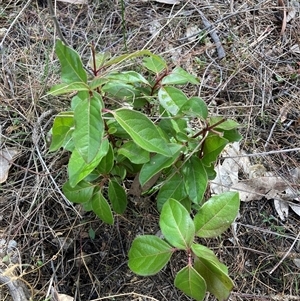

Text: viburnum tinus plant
xmin=48 ymin=40 xmax=241 ymax=301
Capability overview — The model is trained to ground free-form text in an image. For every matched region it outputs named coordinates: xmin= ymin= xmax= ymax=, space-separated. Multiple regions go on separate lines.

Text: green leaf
xmin=89 ymin=77 xmax=108 ymax=90
xmin=157 ymin=172 xmax=186 ymax=211
xmin=210 ymin=117 xmax=240 ymax=131
xmin=113 ymin=109 xmax=172 ymax=156
xmin=108 ymin=179 xmax=127 ymax=214
xmin=174 ymin=266 xmax=206 ymax=301
xmin=142 ymin=55 xmax=167 ymax=73
xmin=102 ymin=81 xmax=137 ymax=98
xmin=202 ymin=134 xmax=228 ymax=167
xmin=55 ymin=40 xmax=87 ymax=84
xmin=118 ymin=141 xmax=150 ymax=164
xmin=139 ymin=144 xmax=182 ymax=187
xmin=128 ymin=235 xmax=172 ymax=276
xmin=68 ymin=139 xmax=109 ymax=187
xmin=89 ymin=51 xmax=111 ymax=70
xmin=194 ymin=191 xmax=240 ymax=238
xmin=73 ymin=93 xmax=104 ymax=163
xmin=182 ymin=156 xmax=208 ymax=205
xmin=48 ymin=82 xmax=89 ymax=96
xmin=181 ymin=97 xmax=208 ymax=119
xmin=160 ymin=199 xmax=195 ymax=250
xmin=62 ymin=180 xmax=94 ymax=204
xmin=103 ymin=49 xmax=154 ymax=68
xmin=106 ymin=71 xmax=149 ymax=85
xmin=91 ymin=188 xmax=114 ymax=225
xmin=71 ymin=90 xmax=89 ymax=110
xmin=158 ymin=86 xmax=188 ymax=115
xmin=194 ymin=257 xmax=234 ymax=301
xmin=111 ymin=164 xmax=127 ymax=180
xmin=191 ymin=244 xmax=228 ymax=274
xmin=49 ymin=111 xmax=74 ymax=151
xmin=162 ymin=66 xmax=199 ymax=85
xmin=96 ymin=142 xmax=114 ymax=174
xmin=223 ymin=129 xmax=242 ymax=143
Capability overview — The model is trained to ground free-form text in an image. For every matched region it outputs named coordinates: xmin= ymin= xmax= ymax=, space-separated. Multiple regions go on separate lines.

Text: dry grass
xmin=0 ymin=0 xmax=299 ymax=300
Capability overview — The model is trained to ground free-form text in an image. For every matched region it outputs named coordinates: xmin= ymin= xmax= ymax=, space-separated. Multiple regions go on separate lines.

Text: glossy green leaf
xmin=108 ymin=179 xmax=127 ymax=214
xmin=142 ymin=55 xmax=167 ymax=73
xmin=181 ymin=96 xmax=208 ymax=119
xmin=194 ymin=191 xmax=240 ymax=238
xmin=157 ymin=173 xmax=186 ymax=211
xmin=194 ymin=257 xmax=234 ymax=301
xmin=71 ymin=90 xmax=89 ymax=110
xmin=106 ymin=71 xmax=149 ymax=85
xmin=182 ymin=156 xmax=208 ymax=205
xmin=102 ymin=81 xmax=137 ymax=98
xmin=62 ymin=180 xmax=94 ymax=204
xmin=162 ymin=66 xmax=199 ymax=85
xmin=118 ymin=141 xmax=150 ymax=164
xmin=55 ymin=40 xmax=87 ymax=83
xmin=160 ymin=199 xmax=195 ymax=249
xmin=89 ymin=77 xmax=108 ymax=90
xmin=89 ymin=51 xmax=111 ymax=70
xmin=73 ymin=93 xmax=104 ymax=163
xmin=202 ymin=134 xmax=228 ymax=167
xmin=103 ymin=49 xmax=153 ymax=67
xmin=191 ymin=244 xmax=228 ymax=274
xmin=174 ymin=266 xmax=206 ymax=301
xmin=91 ymin=188 xmax=114 ymax=225
xmin=210 ymin=117 xmax=240 ymax=131
xmin=49 ymin=111 xmax=74 ymax=151
xmin=113 ymin=109 xmax=172 ymax=156
xmin=139 ymin=144 xmax=182 ymax=187
xmin=223 ymin=129 xmax=243 ymax=143
xmin=111 ymin=164 xmax=127 ymax=180
xmin=97 ymin=142 xmax=114 ymax=174
xmin=48 ymin=82 xmax=89 ymax=96
xmin=128 ymin=235 xmax=172 ymax=276
xmin=68 ymin=139 xmax=109 ymax=187
xmin=158 ymin=86 xmax=188 ymax=115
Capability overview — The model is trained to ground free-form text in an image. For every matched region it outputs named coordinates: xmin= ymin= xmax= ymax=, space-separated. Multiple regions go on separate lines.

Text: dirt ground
xmin=0 ymin=0 xmax=300 ymax=300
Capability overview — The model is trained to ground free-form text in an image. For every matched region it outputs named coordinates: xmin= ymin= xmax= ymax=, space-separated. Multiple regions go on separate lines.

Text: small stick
xmin=191 ymin=4 xmax=226 ymax=59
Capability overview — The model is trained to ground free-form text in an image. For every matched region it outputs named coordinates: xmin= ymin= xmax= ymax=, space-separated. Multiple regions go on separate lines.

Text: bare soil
xmin=0 ymin=0 xmax=299 ymax=300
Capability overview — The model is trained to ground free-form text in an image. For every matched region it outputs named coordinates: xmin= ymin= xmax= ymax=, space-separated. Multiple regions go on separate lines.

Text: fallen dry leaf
xmin=152 ymin=0 xmax=180 ymax=4
xmin=57 ymin=293 xmax=74 ymax=301
xmin=0 ymin=148 xmax=20 ymax=183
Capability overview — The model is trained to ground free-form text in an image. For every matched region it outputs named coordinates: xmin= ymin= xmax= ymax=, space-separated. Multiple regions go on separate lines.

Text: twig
xmin=191 ymin=4 xmax=225 ymax=59
xmin=47 ymin=0 xmax=69 ymax=45
xmin=269 ymin=231 xmax=300 ymax=274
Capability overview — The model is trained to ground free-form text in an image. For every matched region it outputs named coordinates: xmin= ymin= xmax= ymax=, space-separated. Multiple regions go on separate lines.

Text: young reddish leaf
xmin=73 ymin=93 xmax=104 ymax=163
xmin=68 ymin=139 xmax=109 ymax=187
xmin=160 ymin=199 xmax=195 ymax=249
xmin=194 ymin=257 xmax=234 ymax=301
xmin=182 ymin=156 xmax=208 ymax=205
xmin=62 ymin=180 xmax=94 ymax=204
xmin=108 ymin=179 xmax=127 ymax=214
xmin=158 ymin=86 xmax=188 ymax=115
xmin=128 ymin=235 xmax=172 ymax=276
xmin=113 ymin=109 xmax=172 ymax=157
xmin=55 ymin=40 xmax=87 ymax=84
xmin=194 ymin=191 xmax=240 ymax=238
xmin=174 ymin=266 xmax=206 ymax=301
xmin=91 ymin=188 xmax=114 ymax=225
